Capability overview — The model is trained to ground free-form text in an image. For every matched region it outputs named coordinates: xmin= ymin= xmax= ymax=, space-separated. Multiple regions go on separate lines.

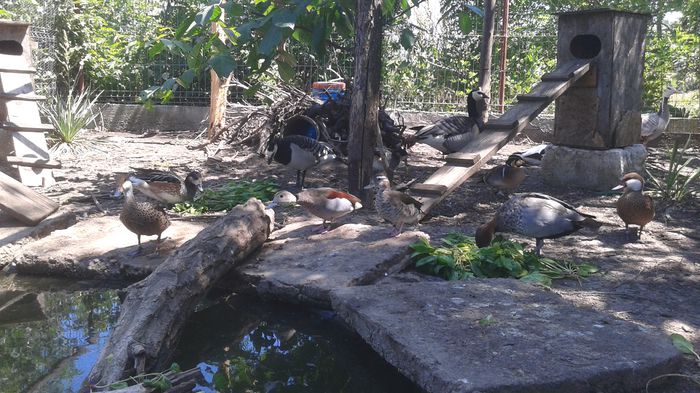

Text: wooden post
xmin=477 ymin=0 xmax=496 ymax=125
xmin=497 ymin=0 xmax=510 ymax=114
xmin=208 ymin=11 xmax=230 ymax=140
xmin=348 ymin=0 xmax=383 ymax=202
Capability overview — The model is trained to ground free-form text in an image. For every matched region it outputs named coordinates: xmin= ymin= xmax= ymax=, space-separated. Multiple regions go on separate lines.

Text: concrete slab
xmin=13 ymin=215 xmax=208 ymax=280
xmin=240 ymin=221 xmax=427 ymax=308
xmin=331 ymin=280 xmax=682 ymax=393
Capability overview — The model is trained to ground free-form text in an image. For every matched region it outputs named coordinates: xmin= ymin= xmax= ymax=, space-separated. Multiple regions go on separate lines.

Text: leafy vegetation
xmin=409 ymin=233 xmax=598 ymax=286
xmin=646 ymin=137 xmax=700 ymax=202
xmin=43 ymin=84 xmax=103 ymax=154
xmin=172 ymin=178 xmax=279 ymax=215
xmin=91 ymin=362 xmax=181 ymax=391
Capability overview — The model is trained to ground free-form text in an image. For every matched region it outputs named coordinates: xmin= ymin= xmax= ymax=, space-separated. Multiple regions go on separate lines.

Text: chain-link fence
xmin=2 ymin=0 xmax=697 ymax=117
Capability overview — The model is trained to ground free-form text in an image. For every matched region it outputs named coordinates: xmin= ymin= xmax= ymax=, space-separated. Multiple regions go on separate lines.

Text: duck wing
xmin=516 ymin=193 xmax=596 ymax=219
xmin=414 ymin=116 xmax=477 ymax=139
xmin=130 ymin=168 xmax=183 ymax=184
xmin=640 ymin=113 xmax=660 ymax=139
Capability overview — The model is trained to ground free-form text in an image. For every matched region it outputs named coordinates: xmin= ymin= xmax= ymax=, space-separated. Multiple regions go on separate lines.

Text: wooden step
xmin=0 ymin=93 xmax=46 ymax=101
xmin=3 ymin=156 xmax=61 ymax=169
xmin=0 ymin=66 xmax=36 ymax=74
xmin=484 ymin=119 xmax=517 ymax=130
xmin=0 ymin=171 xmax=59 ymax=226
xmin=541 ymin=60 xmax=591 ymax=82
xmin=445 ymin=153 xmax=481 ymax=166
xmin=410 ymin=183 xmax=448 ymax=196
xmin=1 ymin=122 xmax=54 ymax=133
xmin=516 ymin=94 xmax=550 ymax=101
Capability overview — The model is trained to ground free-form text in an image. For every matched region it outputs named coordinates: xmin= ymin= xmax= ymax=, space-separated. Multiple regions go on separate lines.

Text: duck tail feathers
xmin=581 ymin=216 xmax=603 ymax=230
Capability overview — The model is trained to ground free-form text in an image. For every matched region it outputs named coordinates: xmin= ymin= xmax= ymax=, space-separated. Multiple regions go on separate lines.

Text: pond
xmin=0 ymin=277 xmax=422 ymax=393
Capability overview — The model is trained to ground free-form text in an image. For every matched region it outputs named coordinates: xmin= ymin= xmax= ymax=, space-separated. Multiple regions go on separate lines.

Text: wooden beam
xmin=0 ymin=67 xmax=36 ymax=74
xmin=0 ymin=171 xmax=59 ymax=225
xmin=445 ymin=152 xmax=481 ymax=166
xmin=410 ymin=183 xmax=447 ymax=196
xmin=4 ymin=156 xmax=62 ymax=169
xmin=1 ymin=122 xmax=53 ymax=133
xmin=0 ymin=93 xmax=46 ymax=101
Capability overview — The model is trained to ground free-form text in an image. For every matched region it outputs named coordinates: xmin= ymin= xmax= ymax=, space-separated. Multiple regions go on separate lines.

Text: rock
xmin=14 ymin=216 xmax=208 ymax=280
xmin=541 ymin=144 xmax=647 ymax=190
xmin=239 ymin=222 xmax=427 ymax=308
xmin=331 ymin=279 xmax=682 ymax=393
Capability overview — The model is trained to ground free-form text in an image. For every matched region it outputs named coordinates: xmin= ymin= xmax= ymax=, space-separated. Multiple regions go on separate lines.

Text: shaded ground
xmin=1 ymin=124 xmax=699 ymax=392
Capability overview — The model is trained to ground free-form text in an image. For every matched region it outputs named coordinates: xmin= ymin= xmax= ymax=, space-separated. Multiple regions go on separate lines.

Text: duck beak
xmin=611 ymin=184 xmax=624 ymax=191
xmin=113 ymin=190 xmax=123 ymax=199
xmin=197 ymin=184 xmax=204 ymax=192
xmin=363 ymin=183 xmax=373 ymax=190
xmin=265 ymin=201 xmax=278 ymax=209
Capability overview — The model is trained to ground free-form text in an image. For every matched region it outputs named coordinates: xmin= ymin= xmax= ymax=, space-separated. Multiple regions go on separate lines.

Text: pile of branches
xmin=216 ymin=81 xmax=408 ymax=170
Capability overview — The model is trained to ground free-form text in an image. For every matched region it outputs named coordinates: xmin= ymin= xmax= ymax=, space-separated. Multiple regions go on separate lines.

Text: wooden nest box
xmin=552 ymin=9 xmax=650 ymax=149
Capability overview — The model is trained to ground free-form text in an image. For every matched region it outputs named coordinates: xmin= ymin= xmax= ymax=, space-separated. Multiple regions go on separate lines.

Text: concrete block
xmin=541 ymin=144 xmax=647 ymax=190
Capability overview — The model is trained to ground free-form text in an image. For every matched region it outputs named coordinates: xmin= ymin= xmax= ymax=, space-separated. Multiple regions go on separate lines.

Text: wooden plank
xmin=1 ymin=122 xmax=53 ymax=132
xmin=4 ymin=156 xmax=62 ymax=169
xmin=0 ymin=67 xmax=36 ymax=74
xmin=0 ymin=171 xmax=59 ymax=225
xmin=410 ymin=183 xmax=447 ymax=196
xmin=541 ymin=59 xmax=591 ymax=82
xmin=516 ymin=94 xmax=550 ymax=101
xmin=445 ymin=153 xmax=481 ymax=166
xmin=0 ymin=93 xmax=46 ymax=101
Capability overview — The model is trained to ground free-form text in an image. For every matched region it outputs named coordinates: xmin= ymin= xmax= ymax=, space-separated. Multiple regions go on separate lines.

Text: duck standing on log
xmin=366 ymin=175 xmax=423 ymax=236
xmin=124 ymin=169 xmax=203 ymax=205
xmin=267 ymin=188 xmax=362 ymax=232
xmin=475 ymin=193 xmax=601 ymax=256
xmin=640 ymin=87 xmax=680 ymax=145
xmin=613 ymin=172 xmax=655 ymax=238
xmin=404 ymin=88 xmax=489 ymax=154
xmin=117 ymin=178 xmax=171 ymax=256
xmin=265 ymin=135 xmax=337 ymax=189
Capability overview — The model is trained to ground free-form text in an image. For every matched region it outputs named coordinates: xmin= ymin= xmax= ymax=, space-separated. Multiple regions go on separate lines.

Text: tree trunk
xmin=208 ymin=10 xmax=230 ymax=140
xmin=348 ymin=0 xmax=384 ymax=202
xmin=85 ymin=199 xmax=273 ymax=387
xmin=478 ymin=0 xmax=496 ymax=125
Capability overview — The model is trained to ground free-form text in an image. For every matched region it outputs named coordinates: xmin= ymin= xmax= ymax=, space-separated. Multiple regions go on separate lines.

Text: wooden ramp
xmin=0 ymin=171 xmax=59 ymax=225
xmin=410 ymin=59 xmax=592 ymax=215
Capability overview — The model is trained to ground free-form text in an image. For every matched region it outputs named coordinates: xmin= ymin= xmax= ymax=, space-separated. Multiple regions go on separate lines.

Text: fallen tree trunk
xmin=86 ymin=199 xmax=274 ymax=388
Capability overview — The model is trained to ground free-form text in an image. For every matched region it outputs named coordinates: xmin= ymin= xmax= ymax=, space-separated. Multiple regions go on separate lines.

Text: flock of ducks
xmin=115 ymin=86 xmax=672 ymax=256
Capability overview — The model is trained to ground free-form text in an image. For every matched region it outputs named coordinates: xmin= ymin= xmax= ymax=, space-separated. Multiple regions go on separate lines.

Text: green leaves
xmin=646 ymin=137 xmax=700 ymax=202
xmin=208 ymin=54 xmax=236 ymax=77
xmin=671 ymin=334 xmax=700 ymax=360
xmin=172 ymin=178 xmax=279 ymax=215
xmin=409 ymin=233 xmax=597 ymax=285
xmin=399 ymin=28 xmax=415 ymax=50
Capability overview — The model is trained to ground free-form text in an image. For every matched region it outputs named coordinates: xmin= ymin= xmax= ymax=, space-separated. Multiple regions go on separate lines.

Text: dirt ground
xmin=5 ymin=123 xmax=700 ymax=392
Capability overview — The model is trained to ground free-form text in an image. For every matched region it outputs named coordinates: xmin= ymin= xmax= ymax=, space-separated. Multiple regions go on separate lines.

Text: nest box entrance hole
xmin=0 ymin=40 xmax=23 ymax=56
xmin=570 ymin=35 xmax=601 ymax=59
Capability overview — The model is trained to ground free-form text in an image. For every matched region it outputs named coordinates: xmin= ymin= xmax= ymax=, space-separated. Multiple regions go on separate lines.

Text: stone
xmin=541 ymin=144 xmax=647 ymax=190
xmin=14 ymin=216 xmax=208 ymax=279
xmin=239 ymin=221 xmax=427 ymax=308
xmin=331 ymin=280 xmax=682 ymax=393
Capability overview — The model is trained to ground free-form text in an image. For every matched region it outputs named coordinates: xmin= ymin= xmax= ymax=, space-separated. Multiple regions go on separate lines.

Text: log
xmin=86 ymin=199 xmax=274 ymax=387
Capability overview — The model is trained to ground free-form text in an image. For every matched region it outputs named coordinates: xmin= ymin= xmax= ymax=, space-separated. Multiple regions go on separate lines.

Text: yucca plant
xmin=44 ymin=86 xmax=103 ymax=154
xmin=646 ymin=137 xmax=700 ymax=202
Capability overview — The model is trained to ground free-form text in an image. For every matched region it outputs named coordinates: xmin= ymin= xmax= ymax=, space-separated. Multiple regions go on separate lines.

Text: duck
xmin=267 ymin=188 xmax=362 ymax=231
xmin=641 ymin=87 xmax=680 ymax=145
xmin=475 ymin=192 xmax=601 ymax=256
xmin=265 ymin=135 xmax=337 ymax=189
xmin=124 ymin=169 xmax=203 ymax=205
xmin=483 ymin=155 xmax=527 ymax=195
xmin=612 ymin=172 xmax=654 ymax=238
xmin=405 ymin=88 xmax=489 ymax=154
xmin=366 ymin=175 xmax=423 ymax=236
xmin=508 ymin=144 xmax=548 ymax=166
xmin=118 ymin=179 xmax=171 ymax=256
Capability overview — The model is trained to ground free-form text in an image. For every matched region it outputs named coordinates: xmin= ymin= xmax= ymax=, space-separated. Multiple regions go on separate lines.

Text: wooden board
xmin=411 ymin=60 xmax=592 ymax=216
xmin=0 ymin=171 xmax=58 ymax=225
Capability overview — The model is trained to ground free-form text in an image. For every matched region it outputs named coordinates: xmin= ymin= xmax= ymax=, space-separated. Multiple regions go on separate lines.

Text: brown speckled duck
xmin=613 ymin=172 xmax=654 ymax=237
xmin=483 ymin=155 xmax=527 ymax=195
xmin=367 ymin=175 xmax=423 ymax=236
xmin=119 ymin=179 xmax=171 ymax=256
xmin=475 ymin=193 xmax=601 ymax=256
xmin=127 ymin=169 xmax=203 ymax=205
xmin=268 ymin=188 xmax=362 ymax=231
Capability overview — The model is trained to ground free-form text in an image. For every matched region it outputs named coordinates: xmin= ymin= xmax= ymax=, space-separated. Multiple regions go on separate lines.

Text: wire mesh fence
xmin=2 ymin=0 xmax=697 ymax=118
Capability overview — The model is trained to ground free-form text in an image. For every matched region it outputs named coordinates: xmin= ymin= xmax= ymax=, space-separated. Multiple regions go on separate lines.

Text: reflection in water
xmin=175 ymin=296 xmax=423 ymax=393
xmin=0 ymin=290 xmax=119 ymax=393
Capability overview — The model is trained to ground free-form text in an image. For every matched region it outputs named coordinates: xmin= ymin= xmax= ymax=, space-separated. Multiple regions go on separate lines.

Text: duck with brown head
xmin=613 ymin=172 xmax=654 ymax=238
xmin=475 ymin=193 xmax=601 ymax=256
xmin=117 ymin=177 xmax=171 ymax=256
xmin=366 ymin=175 xmax=423 ymax=236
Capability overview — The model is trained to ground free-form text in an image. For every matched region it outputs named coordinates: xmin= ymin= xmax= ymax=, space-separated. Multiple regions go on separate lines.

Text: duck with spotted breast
xmin=475 ymin=193 xmax=601 ymax=256
xmin=121 ymin=169 xmax=203 ymax=205
xmin=265 ymin=135 xmax=337 ymax=189
xmin=117 ymin=178 xmax=171 ymax=256
xmin=366 ymin=175 xmax=423 ymax=236
xmin=483 ymin=155 xmax=527 ymax=195
xmin=612 ymin=172 xmax=654 ymax=238
xmin=267 ymin=188 xmax=362 ymax=231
